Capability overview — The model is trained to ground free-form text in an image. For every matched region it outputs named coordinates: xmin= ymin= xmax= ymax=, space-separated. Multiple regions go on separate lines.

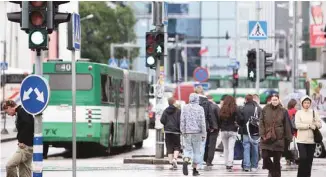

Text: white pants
xmin=220 ymin=131 xmax=237 ymax=167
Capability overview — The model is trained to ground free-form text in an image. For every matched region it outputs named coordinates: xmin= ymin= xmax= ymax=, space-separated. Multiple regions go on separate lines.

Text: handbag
xmin=249 ymin=107 xmax=259 ymax=127
xmin=312 ymin=110 xmax=323 ymax=143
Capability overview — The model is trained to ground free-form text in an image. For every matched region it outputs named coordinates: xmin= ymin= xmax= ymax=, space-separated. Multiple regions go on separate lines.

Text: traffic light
xmin=232 ymin=69 xmax=239 ymax=87
xmin=247 ymin=49 xmax=256 ymax=81
xmin=145 ymin=32 xmax=164 ymax=69
xmin=261 ymin=51 xmax=274 ymax=79
xmin=324 ymin=25 xmax=326 ymax=38
xmin=145 ymin=32 xmax=156 ymax=69
xmin=28 ymin=1 xmax=49 ymax=50
xmin=7 ymin=1 xmax=29 ymax=32
xmin=47 ymin=1 xmax=71 ymax=33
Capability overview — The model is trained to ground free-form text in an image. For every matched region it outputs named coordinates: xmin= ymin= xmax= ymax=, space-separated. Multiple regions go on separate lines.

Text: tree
xmin=79 ymin=2 xmax=138 ymax=65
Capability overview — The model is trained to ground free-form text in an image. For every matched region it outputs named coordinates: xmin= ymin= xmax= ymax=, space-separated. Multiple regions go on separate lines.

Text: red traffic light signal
xmin=146 ymin=45 xmax=154 ymax=54
xmin=233 ymin=73 xmax=239 ymax=79
xmin=29 ymin=1 xmax=47 ymax=28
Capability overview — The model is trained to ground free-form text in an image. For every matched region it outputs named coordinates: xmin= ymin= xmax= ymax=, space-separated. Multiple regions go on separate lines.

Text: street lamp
xmin=81 ymin=14 xmax=94 ymax=22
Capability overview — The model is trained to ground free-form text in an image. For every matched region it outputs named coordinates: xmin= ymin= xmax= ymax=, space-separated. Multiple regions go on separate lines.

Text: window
xmin=47 ymin=74 xmax=92 ymax=90
xmin=218 ymin=20 xmax=236 ymax=37
xmin=140 ymin=82 xmax=147 ymax=106
xmin=200 ymin=39 xmax=218 ymax=56
xmin=201 ymin=20 xmax=218 ymax=37
xmin=118 ymin=79 xmax=124 ymax=105
xmin=201 ymin=1 xmax=218 ymax=18
xmin=129 ymin=81 xmax=136 ymax=105
xmin=1 ymin=74 xmax=27 ymax=87
xmin=219 ymin=1 xmax=236 ymax=19
xmin=100 ymin=75 xmax=115 ymax=103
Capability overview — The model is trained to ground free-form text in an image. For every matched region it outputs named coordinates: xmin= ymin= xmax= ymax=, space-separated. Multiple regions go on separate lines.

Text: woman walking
xmin=219 ymin=95 xmax=240 ymax=171
xmin=284 ymin=99 xmax=297 ymax=165
xmin=259 ymin=94 xmax=292 ymax=177
xmin=295 ymin=96 xmax=322 ymax=177
xmin=180 ymin=93 xmax=206 ymax=176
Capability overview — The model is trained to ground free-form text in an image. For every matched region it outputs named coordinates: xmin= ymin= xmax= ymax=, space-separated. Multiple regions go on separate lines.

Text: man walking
xmin=204 ymin=95 xmax=220 ymax=170
xmin=160 ymin=97 xmax=181 ymax=170
xmin=181 ymin=93 xmax=206 ymax=176
xmin=2 ymin=100 xmax=34 ymax=177
xmin=194 ymin=86 xmax=212 ymax=169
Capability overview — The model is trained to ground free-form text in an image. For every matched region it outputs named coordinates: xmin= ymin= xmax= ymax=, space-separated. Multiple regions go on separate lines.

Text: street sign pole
xmin=68 ymin=12 xmax=81 ymax=177
xmin=1 ymin=40 xmax=8 ymax=135
xmin=34 ymin=49 xmax=44 ymax=177
xmin=255 ymin=1 xmax=260 ymax=95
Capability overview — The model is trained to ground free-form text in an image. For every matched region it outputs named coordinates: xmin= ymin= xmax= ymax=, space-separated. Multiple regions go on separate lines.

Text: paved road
xmin=1 ymin=130 xmax=326 ymax=176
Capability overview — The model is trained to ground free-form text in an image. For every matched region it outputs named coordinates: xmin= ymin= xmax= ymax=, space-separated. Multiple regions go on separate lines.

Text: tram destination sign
xmin=55 ymin=63 xmax=72 ymax=72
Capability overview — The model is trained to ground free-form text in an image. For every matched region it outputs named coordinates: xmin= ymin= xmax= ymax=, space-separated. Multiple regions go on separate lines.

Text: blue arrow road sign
xmin=73 ymin=13 xmax=81 ymax=50
xmin=20 ymin=75 xmax=50 ymax=115
xmin=0 ymin=62 xmax=8 ymax=70
xmin=248 ymin=21 xmax=267 ymax=40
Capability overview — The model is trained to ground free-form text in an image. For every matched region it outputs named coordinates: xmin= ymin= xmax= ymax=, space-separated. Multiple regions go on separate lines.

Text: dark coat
xmin=160 ymin=105 xmax=181 ymax=133
xmin=16 ymin=105 xmax=34 ymax=146
xmin=238 ymin=101 xmax=262 ymax=135
xmin=259 ymin=104 xmax=292 ymax=152
xmin=199 ymin=95 xmax=213 ymax=131
xmin=209 ymin=103 xmax=220 ymax=130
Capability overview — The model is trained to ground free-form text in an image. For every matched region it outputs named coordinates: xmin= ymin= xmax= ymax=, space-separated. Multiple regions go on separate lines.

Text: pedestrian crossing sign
xmin=248 ymin=21 xmax=267 ymax=40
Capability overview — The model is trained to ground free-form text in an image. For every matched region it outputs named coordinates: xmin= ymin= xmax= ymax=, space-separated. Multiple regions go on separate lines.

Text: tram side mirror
xmin=150 ymin=86 xmax=154 ymax=94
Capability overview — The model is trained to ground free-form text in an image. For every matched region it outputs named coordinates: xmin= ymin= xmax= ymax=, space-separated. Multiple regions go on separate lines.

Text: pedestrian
xmin=180 ymin=93 xmax=206 ymax=176
xmin=218 ymin=95 xmax=240 ymax=171
xmin=220 ymin=94 xmax=228 ymax=107
xmin=203 ymin=95 xmax=220 ymax=170
xmin=253 ymin=94 xmax=260 ymax=105
xmin=284 ymin=99 xmax=297 ymax=165
xmin=194 ymin=86 xmax=212 ymax=169
xmin=2 ymin=100 xmax=34 ymax=177
xmin=160 ymin=97 xmax=181 ymax=170
xmin=259 ymin=94 xmax=292 ymax=177
xmin=295 ymin=96 xmax=322 ymax=177
xmin=238 ymin=94 xmax=262 ymax=172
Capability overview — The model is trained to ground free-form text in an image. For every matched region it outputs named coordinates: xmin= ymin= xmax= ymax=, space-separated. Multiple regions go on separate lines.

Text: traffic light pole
xmin=152 ymin=2 xmax=165 ymax=159
xmin=33 ymin=49 xmax=44 ymax=177
xmin=255 ymin=2 xmax=260 ymax=94
xmin=292 ymin=1 xmax=298 ymax=90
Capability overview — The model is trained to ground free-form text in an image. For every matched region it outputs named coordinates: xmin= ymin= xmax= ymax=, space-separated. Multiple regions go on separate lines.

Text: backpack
xmin=199 ymin=98 xmax=211 ymax=119
xmin=249 ymin=106 xmax=259 ymax=127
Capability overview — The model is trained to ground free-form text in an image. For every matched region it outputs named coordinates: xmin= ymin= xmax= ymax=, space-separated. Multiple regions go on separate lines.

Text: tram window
xmin=139 ymin=82 xmax=147 ymax=106
xmin=119 ymin=79 xmax=124 ymax=105
xmin=101 ymin=75 xmax=108 ymax=102
xmin=135 ymin=82 xmax=140 ymax=105
xmin=47 ymin=74 xmax=92 ymax=90
xmin=130 ymin=81 xmax=136 ymax=105
xmin=100 ymin=75 xmax=115 ymax=103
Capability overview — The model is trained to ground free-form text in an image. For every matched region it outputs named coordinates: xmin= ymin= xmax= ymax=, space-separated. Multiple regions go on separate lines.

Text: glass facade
xmin=131 ymin=1 xmax=237 ymax=79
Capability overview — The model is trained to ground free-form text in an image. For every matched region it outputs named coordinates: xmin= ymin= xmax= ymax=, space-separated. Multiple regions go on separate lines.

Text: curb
xmin=123 ymin=158 xmax=183 ymax=165
xmin=1 ymin=137 xmax=16 ymax=143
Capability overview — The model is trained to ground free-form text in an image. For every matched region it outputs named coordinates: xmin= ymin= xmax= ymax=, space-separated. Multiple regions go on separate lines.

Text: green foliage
xmin=79 ymin=2 xmax=139 ymax=65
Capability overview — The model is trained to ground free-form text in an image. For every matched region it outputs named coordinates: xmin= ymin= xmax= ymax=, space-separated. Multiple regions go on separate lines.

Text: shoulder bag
xmin=313 ymin=110 xmax=323 ymax=144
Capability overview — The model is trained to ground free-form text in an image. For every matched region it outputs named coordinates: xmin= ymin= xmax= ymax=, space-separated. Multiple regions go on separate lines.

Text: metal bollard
xmin=1 ymin=111 xmax=8 ymax=134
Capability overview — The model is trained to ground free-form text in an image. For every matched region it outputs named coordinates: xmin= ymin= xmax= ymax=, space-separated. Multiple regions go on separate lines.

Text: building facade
xmin=131 ymin=1 xmax=276 ymax=81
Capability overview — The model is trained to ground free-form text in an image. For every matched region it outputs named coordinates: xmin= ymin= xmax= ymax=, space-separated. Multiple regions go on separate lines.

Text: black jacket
xmin=209 ymin=103 xmax=220 ymax=130
xmin=199 ymin=95 xmax=213 ymax=131
xmin=219 ymin=109 xmax=241 ymax=132
xmin=160 ymin=105 xmax=181 ymax=133
xmin=16 ymin=105 xmax=34 ymax=146
xmin=238 ymin=101 xmax=262 ymax=135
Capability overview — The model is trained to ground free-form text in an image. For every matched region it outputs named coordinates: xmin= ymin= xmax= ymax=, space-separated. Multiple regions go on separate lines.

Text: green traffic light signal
xmin=29 ymin=29 xmax=48 ymax=50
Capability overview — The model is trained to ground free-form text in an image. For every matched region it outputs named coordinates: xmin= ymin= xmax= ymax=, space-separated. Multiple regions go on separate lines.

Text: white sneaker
xmin=251 ymin=168 xmax=258 ymax=172
xmin=172 ymin=159 xmax=177 ymax=169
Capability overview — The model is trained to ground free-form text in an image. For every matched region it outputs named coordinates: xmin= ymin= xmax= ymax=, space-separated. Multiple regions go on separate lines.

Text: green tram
xmin=36 ymin=60 xmax=149 ymax=155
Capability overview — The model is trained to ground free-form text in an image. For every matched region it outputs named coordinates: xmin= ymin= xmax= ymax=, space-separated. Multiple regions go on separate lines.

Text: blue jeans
xmin=182 ymin=134 xmax=203 ymax=165
xmin=242 ymin=135 xmax=259 ymax=169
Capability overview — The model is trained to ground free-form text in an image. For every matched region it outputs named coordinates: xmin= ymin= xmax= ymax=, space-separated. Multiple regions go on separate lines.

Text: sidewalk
xmin=0 ymin=117 xmax=17 ymax=142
